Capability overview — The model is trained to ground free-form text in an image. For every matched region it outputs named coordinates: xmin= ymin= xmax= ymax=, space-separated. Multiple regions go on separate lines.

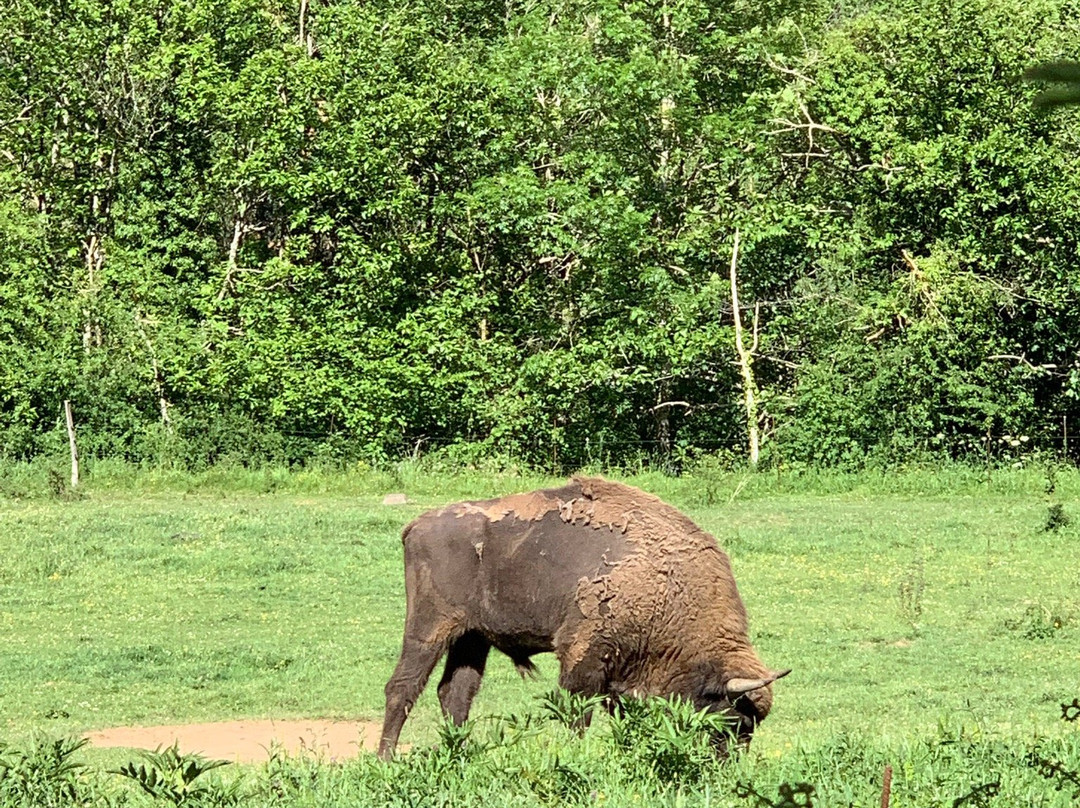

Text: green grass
xmin=0 ymin=463 xmax=1078 ymax=805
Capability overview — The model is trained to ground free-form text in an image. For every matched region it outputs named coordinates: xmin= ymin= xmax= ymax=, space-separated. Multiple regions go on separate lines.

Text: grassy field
xmin=1 ymin=463 xmax=1078 ymax=805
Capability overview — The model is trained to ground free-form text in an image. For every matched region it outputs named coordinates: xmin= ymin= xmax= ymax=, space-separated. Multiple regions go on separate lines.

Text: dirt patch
xmin=85 ymin=719 xmax=381 ymax=763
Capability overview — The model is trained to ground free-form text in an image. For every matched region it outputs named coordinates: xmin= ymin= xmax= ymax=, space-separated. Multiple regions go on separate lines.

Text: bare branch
xmin=768 ymin=102 xmax=838 ymax=167
xmin=760 ymin=354 xmax=801 ymax=370
xmin=751 ymin=301 xmax=761 ymax=354
xmin=763 ymin=53 xmax=815 ymax=84
xmin=865 ymin=326 xmax=887 ymax=343
xmin=0 ymin=103 xmax=34 ymax=130
xmin=986 ymin=354 xmax=1061 ymax=374
xmin=901 ymin=249 xmax=950 ymax=329
xmin=651 ymin=401 xmax=691 ymax=413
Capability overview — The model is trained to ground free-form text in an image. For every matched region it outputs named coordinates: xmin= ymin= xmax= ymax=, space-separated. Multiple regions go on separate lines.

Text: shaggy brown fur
xmin=377 ymin=476 xmax=787 ymax=760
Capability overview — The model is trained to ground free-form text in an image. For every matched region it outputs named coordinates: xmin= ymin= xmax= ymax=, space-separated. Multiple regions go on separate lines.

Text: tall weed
xmin=0 ymin=737 xmax=88 ymax=808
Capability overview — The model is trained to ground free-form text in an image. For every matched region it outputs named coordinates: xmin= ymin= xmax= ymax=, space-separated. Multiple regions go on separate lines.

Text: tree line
xmin=2 ymin=0 xmax=1080 ymax=471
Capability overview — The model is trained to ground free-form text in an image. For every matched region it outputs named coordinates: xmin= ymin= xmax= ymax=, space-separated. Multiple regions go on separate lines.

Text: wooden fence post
xmin=881 ymin=764 xmax=892 ymax=808
xmin=64 ymin=400 xmax=79 ymax=489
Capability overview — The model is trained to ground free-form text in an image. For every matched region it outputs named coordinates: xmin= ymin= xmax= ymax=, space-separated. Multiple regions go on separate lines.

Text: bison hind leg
xmin=379 ymin=635 xmax=448 ymax=760
xmin=437 ymin=631 xmax=491 ymax=725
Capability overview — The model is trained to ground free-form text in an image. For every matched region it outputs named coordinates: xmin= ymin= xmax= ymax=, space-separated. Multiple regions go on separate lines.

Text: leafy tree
xmin=3 ymin=0 xmax=1080 ymax=470
xmin=768 ymin=0 xmax=1080 ymax=464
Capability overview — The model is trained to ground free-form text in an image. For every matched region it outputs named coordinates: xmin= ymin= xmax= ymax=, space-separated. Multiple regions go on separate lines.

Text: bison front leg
xmin=436 ymin=630 xmax=491 ymax=725
xmin=378 ymin=636 xmax=446 ymax=760
xmin=556 ymin=641 xmax=612 ymax=734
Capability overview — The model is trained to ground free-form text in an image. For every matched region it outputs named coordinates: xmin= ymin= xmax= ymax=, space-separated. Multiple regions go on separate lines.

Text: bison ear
xmin=724 ymin=668 xmax=791 ymax=697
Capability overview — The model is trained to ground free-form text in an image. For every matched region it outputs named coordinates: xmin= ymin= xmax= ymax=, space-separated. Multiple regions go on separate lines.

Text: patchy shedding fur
xmin=557 ymin=477 xmax=773 ymax=714
xmin=378 ymin=476 xmax=786 ymax=760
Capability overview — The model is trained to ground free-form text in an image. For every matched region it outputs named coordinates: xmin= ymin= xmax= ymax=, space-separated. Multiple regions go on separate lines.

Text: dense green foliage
xmin=1 ymin=717 xmax=1079 ymax=807
xmin=3 ymin=0 xmax=1080 ymax=468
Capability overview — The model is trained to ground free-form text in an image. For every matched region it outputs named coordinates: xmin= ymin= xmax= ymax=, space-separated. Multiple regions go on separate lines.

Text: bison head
xmin=696 ymin=668 xmax=791 ymax=751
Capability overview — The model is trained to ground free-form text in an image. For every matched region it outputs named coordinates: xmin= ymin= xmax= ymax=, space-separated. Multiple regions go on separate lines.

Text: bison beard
xmin=378 ymin=476 xmax=789 ymax=760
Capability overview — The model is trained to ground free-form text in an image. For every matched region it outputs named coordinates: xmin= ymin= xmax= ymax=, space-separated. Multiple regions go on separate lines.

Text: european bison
xmin=378 ymin=476 xmax=788 ymax=759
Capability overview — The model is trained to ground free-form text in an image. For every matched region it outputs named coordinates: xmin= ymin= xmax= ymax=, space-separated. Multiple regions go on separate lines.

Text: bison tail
xmin=513 ymin=657 xmax=540 ymax=680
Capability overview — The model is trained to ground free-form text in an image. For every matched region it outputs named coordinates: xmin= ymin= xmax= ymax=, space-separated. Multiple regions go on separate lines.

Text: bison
xmin=378 ymin=476 xmax=788 ymax=759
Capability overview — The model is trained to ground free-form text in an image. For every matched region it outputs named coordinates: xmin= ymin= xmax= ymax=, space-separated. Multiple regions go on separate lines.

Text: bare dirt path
xmin=85 ymin=719 xmax=382 ymax=763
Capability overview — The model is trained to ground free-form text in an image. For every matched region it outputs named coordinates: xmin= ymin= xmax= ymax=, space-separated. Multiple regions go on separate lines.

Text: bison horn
xmin=724 ymin=668 xmax=792 ymax=697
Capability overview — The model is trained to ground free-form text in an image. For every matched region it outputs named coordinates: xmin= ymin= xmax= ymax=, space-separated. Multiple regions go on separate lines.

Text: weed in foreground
xmin=518 ymin=754 xmax=591 ymax=804
xmin=0 ymin=699 xmax=1079 ymax=807
xmin=1023 ymin=698 xmax=1080 ymax=800
xmin=113 ymin=743 xmax=234 ymax=806
xmin=950 ymin=780 xmax=1000 ymax=807
xmin=260 ymin=742 xmax=323 ymax=804
xmin=539 ymin=689 xmax=606 ymax=731
xmin=735 ymin=780 xmax=816 ymax=807
xmin=0 ymin=736 xmax=87 ymax=808
xmin=1025 ymin=751 xmax=1080 ymax=799
xmin=1063 ymin=699 xmax=1080 ymax=723
xmin=609 ymin=696 xmax=737 ymax=784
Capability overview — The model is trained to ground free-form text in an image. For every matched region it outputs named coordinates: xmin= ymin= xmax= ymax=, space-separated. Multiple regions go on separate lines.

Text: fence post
xmin=64 ymin=400 xmax=79 ymax=489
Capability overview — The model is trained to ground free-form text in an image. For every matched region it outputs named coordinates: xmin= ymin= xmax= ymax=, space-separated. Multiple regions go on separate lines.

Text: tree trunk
xmin=135 ymin=313 xmax=172 ymax=430
xmin=219 ymin=205 xmax=247 ymax=301
xmin=82 ymin=231 xmax=104 ymax=350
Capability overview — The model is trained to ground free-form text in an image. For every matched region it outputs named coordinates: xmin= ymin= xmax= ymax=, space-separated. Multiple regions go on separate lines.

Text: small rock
xmin=382 ymin=493 xmax=408 ymax=505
